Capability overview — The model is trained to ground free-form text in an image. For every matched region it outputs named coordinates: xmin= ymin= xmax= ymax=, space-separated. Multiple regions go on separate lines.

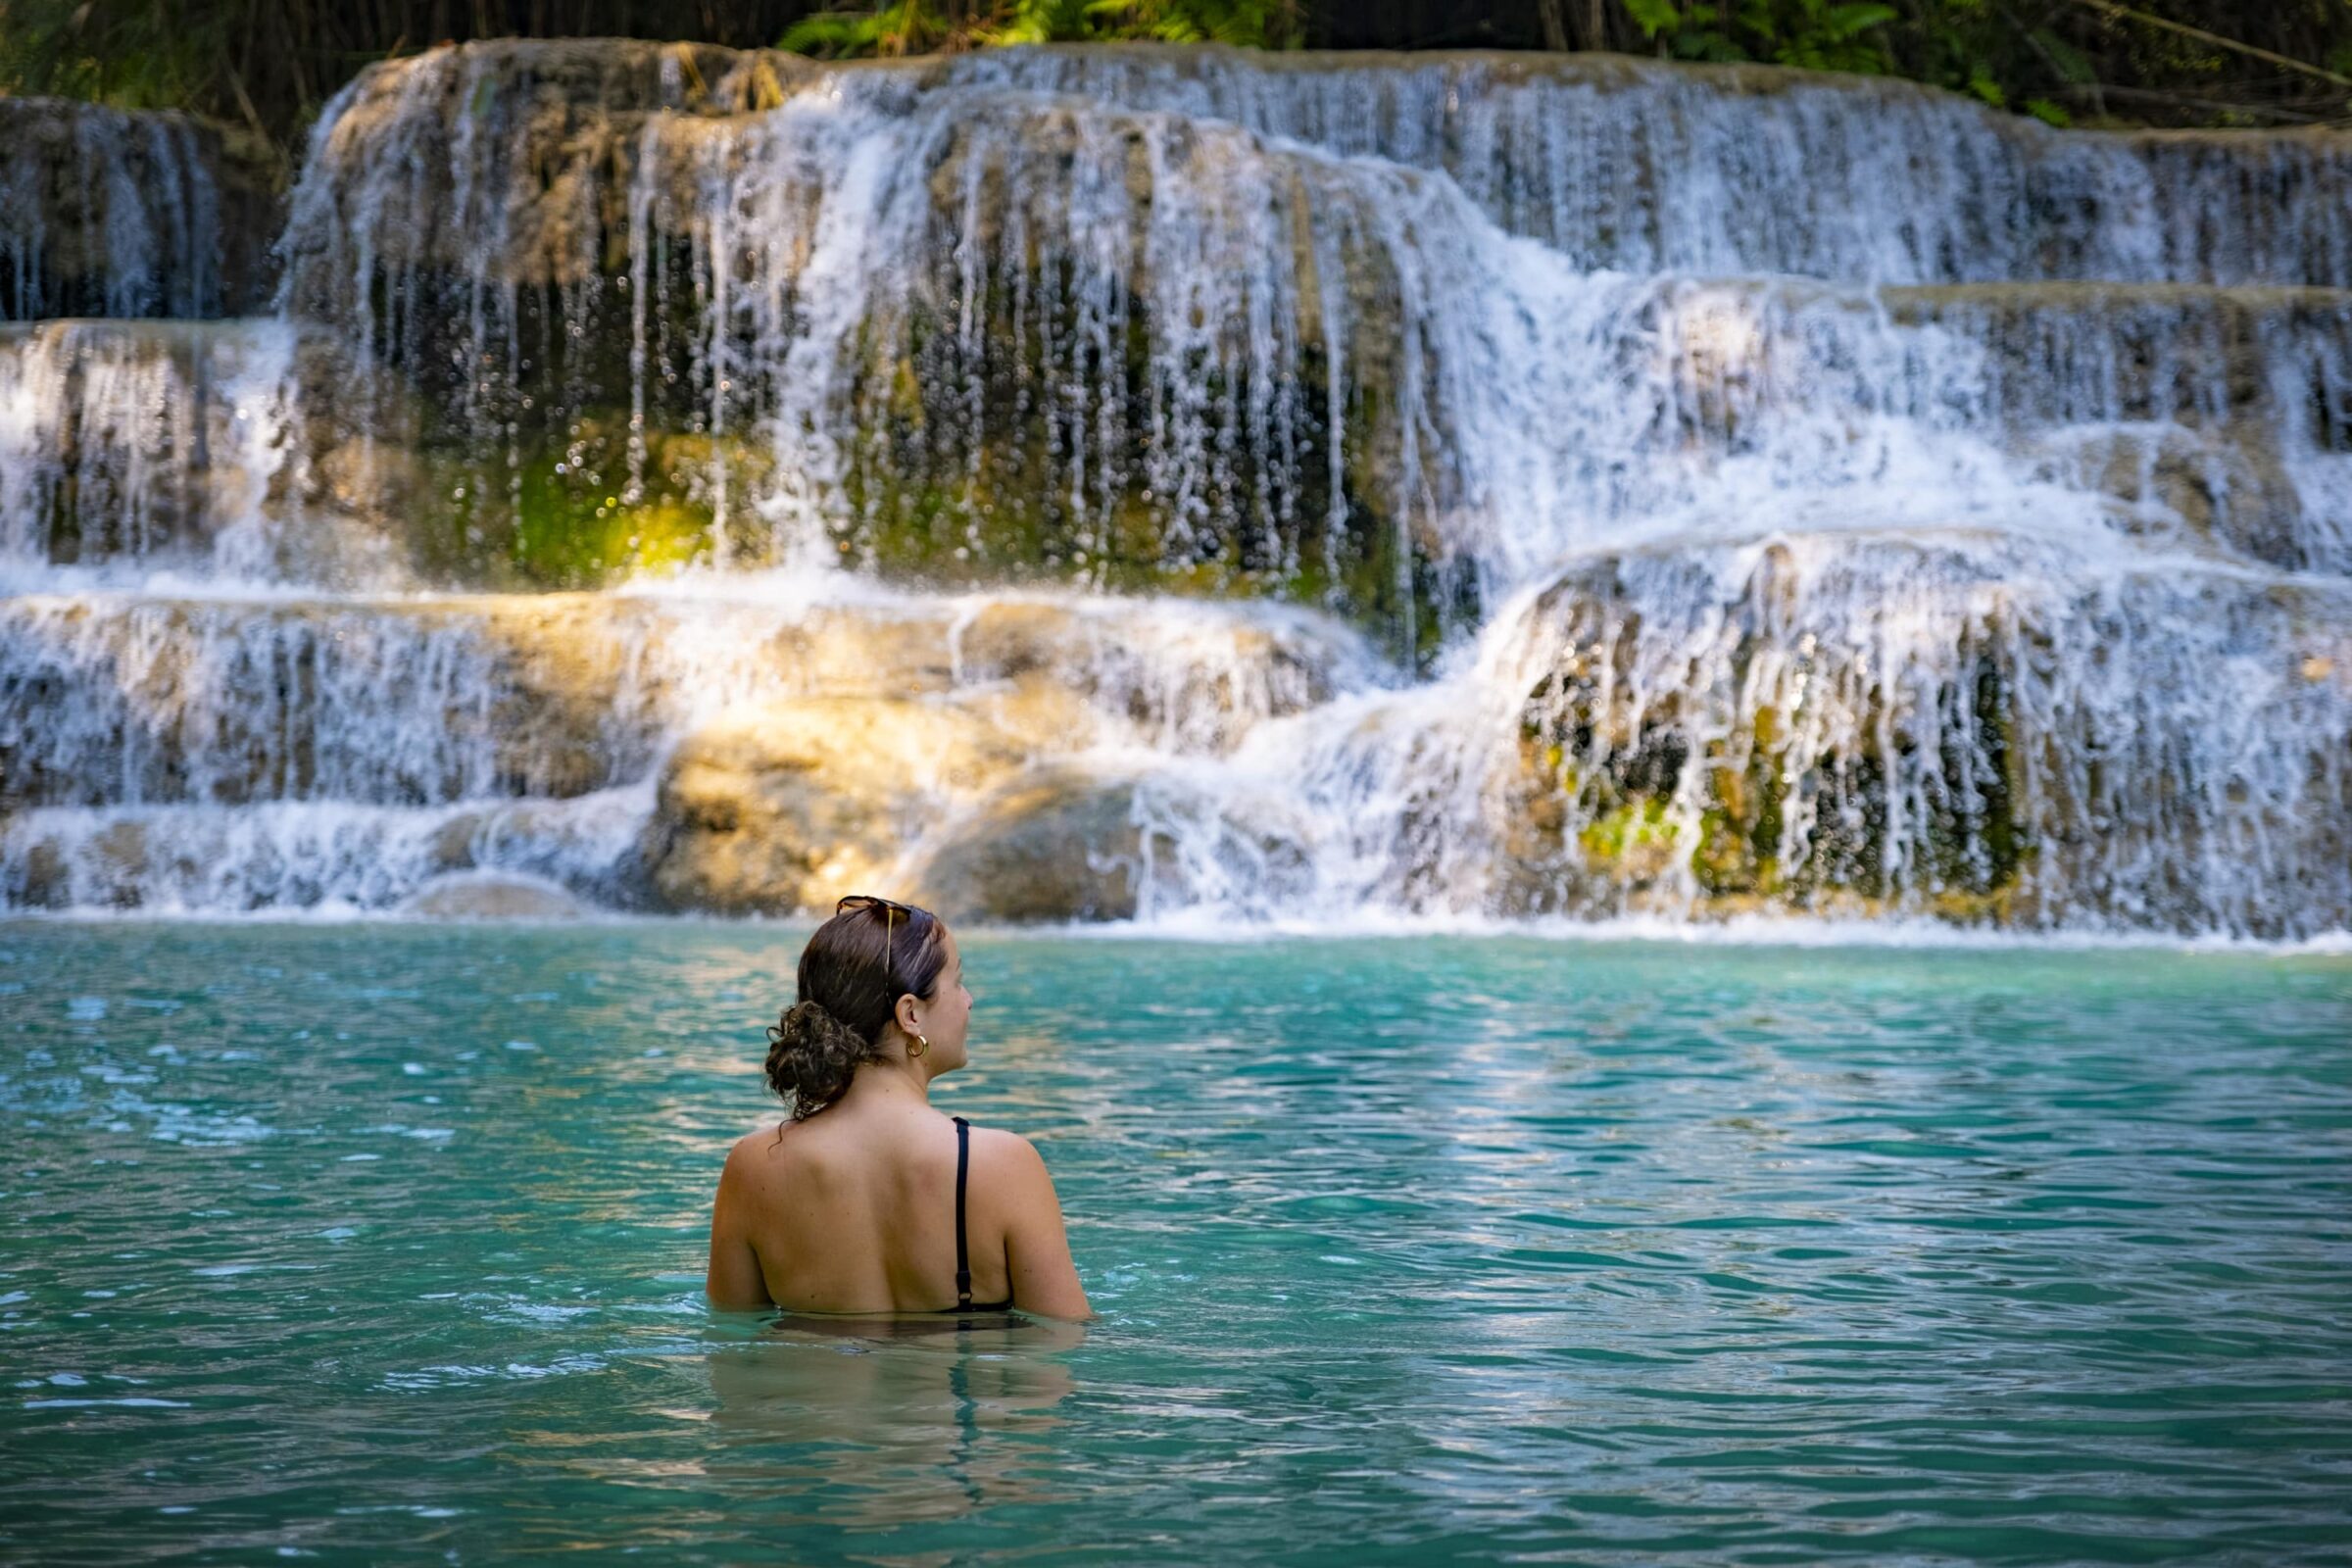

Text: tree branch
xmin=2067 ymin=0 xmax=2352 ymax=90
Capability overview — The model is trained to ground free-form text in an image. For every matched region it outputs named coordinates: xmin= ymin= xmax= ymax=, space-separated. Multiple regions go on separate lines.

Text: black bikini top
xmin=949 ymin=1115 xmax=1013 ymax=1314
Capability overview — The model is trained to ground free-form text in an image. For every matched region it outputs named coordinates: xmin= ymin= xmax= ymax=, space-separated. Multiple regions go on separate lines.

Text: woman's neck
xmin=844 ymin=1057 xmax=933 ymax=1109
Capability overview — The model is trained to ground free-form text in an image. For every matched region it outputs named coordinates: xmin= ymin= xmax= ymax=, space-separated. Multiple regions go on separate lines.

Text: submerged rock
xmin=398 ymin=872 xmax=589 ymax=920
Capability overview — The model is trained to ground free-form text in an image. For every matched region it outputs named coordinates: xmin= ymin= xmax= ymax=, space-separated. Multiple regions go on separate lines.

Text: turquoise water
xmin=2 ymin=923 xmax=2349 ymax=1565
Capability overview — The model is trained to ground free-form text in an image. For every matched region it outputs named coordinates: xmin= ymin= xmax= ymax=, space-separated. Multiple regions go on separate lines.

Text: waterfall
xmin=0 ymin=318 xmax=299 ymax=575
xmin=950 ymin=47 xmax=2352 ymax=287
xmin=0 ymin=99 xmax=274 ymax=321
xmin=3 ymin=42 xmax=2348 ymax=937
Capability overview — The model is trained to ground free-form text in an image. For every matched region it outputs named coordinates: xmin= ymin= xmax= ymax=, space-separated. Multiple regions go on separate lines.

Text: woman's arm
xmin=706 ymin=1141 xmax=775 ymax=1311
xmin=993 ymin=1133 xmax=1092 ymax=1320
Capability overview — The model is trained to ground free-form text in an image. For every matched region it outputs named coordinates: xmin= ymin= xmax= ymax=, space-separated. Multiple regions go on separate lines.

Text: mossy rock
xmin=1503 ymin=550 xmax=2032 ymax=920
xmin=408 ymin=419 xmax=768 ymax=588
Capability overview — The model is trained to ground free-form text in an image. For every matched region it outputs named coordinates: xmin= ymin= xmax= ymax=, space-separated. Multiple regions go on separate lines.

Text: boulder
xmin=910 ymin=769 xmax=1165 ymax=924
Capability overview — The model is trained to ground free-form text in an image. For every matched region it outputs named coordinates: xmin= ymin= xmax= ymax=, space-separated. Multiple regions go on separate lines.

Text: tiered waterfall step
xmin=0 ymin=587 xmax=1376 ymax=919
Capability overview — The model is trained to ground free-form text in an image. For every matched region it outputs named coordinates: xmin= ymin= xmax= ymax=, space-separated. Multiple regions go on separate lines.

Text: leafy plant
xmin=1058 ymin=0 xmax=1301 ymax=46
xmin=780 ymin=0 xmax=1299 ymax=55
xmin=780 ymin=0 xmax=967 ymax=57
xmin=1623 ymin=0 xmax=1897 ymax=74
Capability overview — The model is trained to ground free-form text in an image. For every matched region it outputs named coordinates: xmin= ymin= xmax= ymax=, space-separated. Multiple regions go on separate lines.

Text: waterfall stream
xmin=3 ymin=42 xmax=2347 ymax=935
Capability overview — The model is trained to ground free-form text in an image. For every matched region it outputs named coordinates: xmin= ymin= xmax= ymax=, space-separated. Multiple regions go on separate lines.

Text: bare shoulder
xmin=721 ymin=1123 xmax=796 ymax=1190
xmin=965 ymin=1123 xmax=1057 ymax=1188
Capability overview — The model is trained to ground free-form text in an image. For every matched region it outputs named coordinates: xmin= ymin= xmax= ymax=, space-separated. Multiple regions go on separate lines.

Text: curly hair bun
xmin=765 ymin=999 xmax=885 ymax=1120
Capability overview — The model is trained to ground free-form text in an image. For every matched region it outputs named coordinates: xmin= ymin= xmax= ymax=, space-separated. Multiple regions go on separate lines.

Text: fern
xmin=780 ymin=1 xmax=957 ymax=59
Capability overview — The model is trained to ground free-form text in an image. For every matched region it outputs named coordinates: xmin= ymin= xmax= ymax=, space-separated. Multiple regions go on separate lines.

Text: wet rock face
xmin=278 ymin=38 xmax=806 ymax=300
xmin=911 ymin=771 xmax=1162 ymax=924
xmin=1883 ymin=283 xmax=2352 ymax=573
xmin=270 ymin=41 xmax=1483 ymax=657
xmin=638 ymin=695 xmax=1051 ymax=916
xmin=954 ymin=46 xmax=2352 ymax=286
xmin=0 ymin=99 xmax=278 ymax=320
xmin=0 ymin=320 xmax=323 ymax=569
xmin=0 ymin=587 xmax=1351 ymax=817
xmin=0 ymin=582 xmax=1346 ymax=916
xmin=1497 ymin=540 xmax=2352 ymax=937
xmin=0 ymin=577 xmax=1316 ymax=918
xmin=258 ymin=41 xmax=2352 ymax=662
xmin=0 ymin=594 xmax=657 ymax=810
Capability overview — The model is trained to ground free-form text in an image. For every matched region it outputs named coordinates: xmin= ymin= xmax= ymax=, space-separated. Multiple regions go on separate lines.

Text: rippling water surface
xmin=2 ymin=922 xmax=2348 ymax=1564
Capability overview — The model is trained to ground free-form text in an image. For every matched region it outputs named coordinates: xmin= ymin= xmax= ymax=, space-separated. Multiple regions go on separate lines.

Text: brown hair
xmin=765 ymin=897 xmax=950 ymax=1120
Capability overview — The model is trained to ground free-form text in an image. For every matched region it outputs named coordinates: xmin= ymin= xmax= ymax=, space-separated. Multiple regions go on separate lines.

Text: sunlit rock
xmin=640 ymin=695 xmax=1065 ymax=915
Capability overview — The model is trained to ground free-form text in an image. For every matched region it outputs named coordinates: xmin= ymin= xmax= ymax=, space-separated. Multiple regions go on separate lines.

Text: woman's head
xmin=764 ymin=896 xmax=972 ymax=1118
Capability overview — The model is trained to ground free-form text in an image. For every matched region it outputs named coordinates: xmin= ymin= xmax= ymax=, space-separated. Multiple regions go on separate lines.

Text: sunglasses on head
xmin=835 ymin=894 xmax=912 ymax=918
xmin=837 ymin=894 xmax=914 ymax=978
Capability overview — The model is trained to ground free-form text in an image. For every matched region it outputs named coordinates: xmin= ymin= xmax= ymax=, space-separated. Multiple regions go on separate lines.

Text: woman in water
xmin=706 ymin=895 xmax=1091 ymax=1319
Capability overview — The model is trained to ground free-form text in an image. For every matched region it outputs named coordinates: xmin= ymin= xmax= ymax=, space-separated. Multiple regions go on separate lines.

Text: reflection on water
xmin=708 ymin=1318 xmax=1080 ymax=1528
xmin=0 ymin=920 xmax=2347 ymax=1565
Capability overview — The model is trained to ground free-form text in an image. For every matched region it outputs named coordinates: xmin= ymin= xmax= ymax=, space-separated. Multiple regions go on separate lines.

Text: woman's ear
xmin=896 ymin=992 xmax=922 ymax=1036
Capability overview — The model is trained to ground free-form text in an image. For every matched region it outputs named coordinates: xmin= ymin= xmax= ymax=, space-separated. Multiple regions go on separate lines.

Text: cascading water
xmin=3 ymin=41 xmax=2347 ymax=937
xmin=0 ymin=99 xmax=275 ymax=322
xmin=0 ymin=318 xmax=299 ymax=575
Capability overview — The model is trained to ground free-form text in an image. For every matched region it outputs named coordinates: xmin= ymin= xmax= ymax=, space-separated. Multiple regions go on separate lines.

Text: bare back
xmin=707 ymin=1096 xmax=1088 ymax=1318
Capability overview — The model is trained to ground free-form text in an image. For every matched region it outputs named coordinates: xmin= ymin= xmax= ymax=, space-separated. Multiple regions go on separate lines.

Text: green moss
xmin=412 ymin=417 xmax=761 ymax=588
xmin=1689 ymin=717 xmax=1792 ymax=896
xmin=1523 ymin=661 xmax=2036 ymax=918
xmin=1579 ymin=796 xmax=1677 ymax=861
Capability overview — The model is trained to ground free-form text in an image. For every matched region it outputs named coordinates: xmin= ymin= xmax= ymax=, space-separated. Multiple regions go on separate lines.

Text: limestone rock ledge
xmin=639 ymin=679 xmax=1168 ymax=922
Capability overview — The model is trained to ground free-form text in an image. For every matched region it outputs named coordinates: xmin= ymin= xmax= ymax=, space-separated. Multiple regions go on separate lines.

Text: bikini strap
xmin=952 ymin=1115 xmax=973 ymax=1308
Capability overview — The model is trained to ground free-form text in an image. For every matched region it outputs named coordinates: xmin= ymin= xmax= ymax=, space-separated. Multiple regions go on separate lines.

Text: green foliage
xmin=1623 ymin=0 xmax=1897 ymax=74
xmin=779 ymin=0 xmax=1300 ymax=56
xmin=1069 ymin=0 xmax=1301 ymax=47
xmin=1615 ymin=0 xmax=2349 ymax=126
xmin=0 ymin=0 xmax=809 ymax=152
xmin=779 ymin=0 xmax=964 ymax=57
xmin=0 ymin=0 xmax=256 ymax=122
xmin=981 ymin=0 xmax=1098 ymax=44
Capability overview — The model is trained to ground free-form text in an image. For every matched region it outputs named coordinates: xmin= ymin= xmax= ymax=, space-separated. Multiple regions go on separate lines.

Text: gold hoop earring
xmin=908 ymin=1033 xmax=929 ymax=1060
